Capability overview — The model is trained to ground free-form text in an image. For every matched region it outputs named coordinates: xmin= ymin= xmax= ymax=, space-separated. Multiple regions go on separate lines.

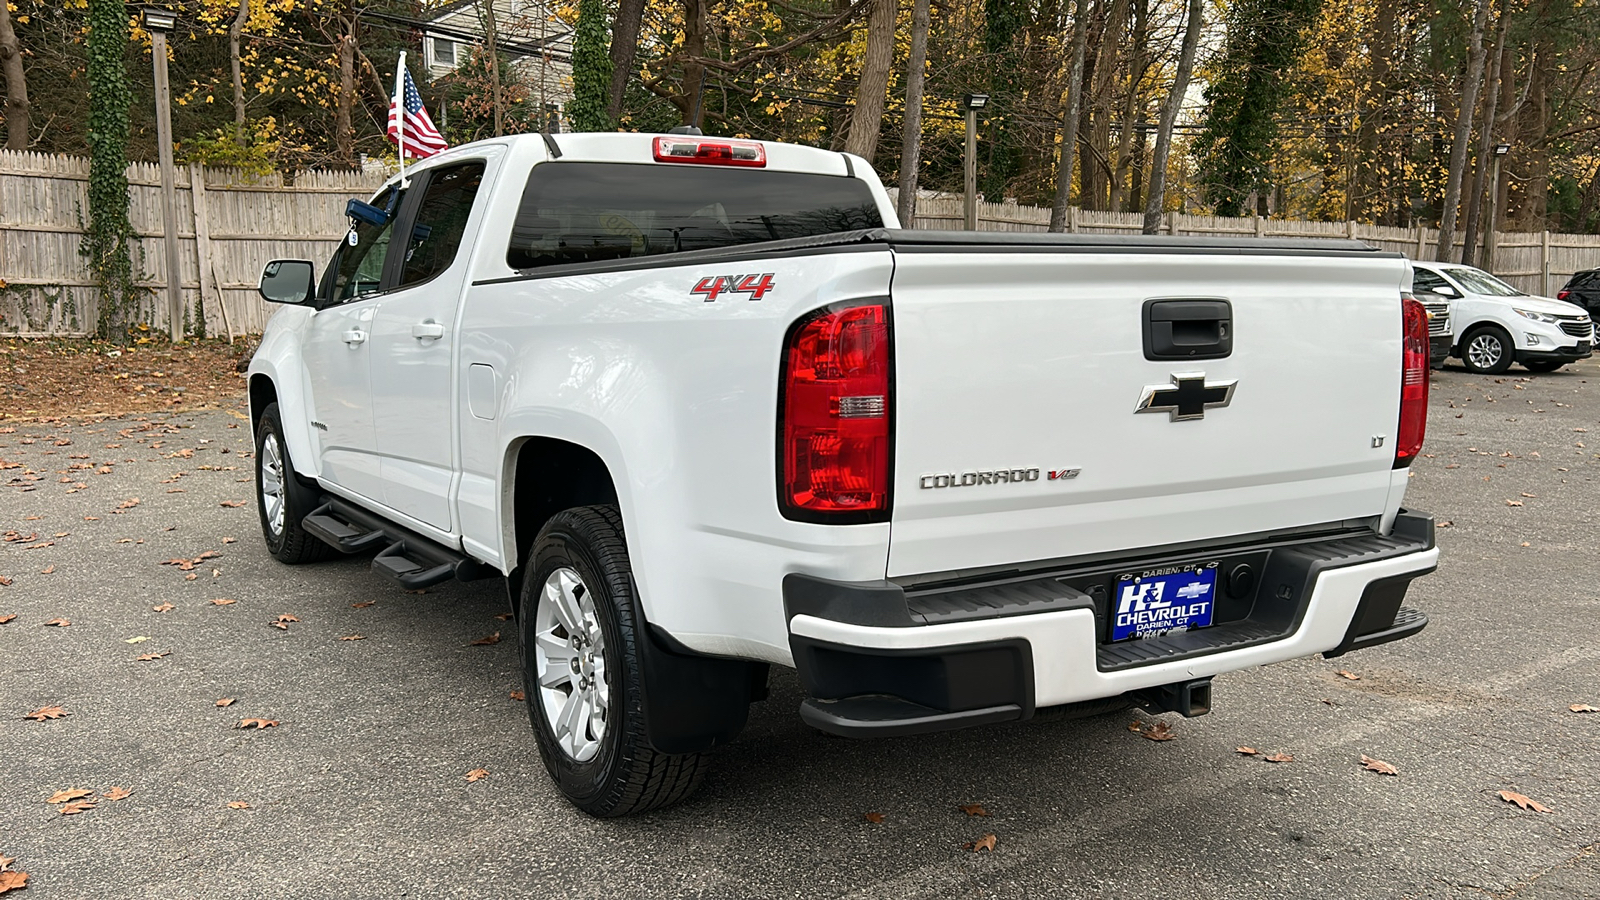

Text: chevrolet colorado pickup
xmin=249 ymin=131 xmax=1439 ymax=817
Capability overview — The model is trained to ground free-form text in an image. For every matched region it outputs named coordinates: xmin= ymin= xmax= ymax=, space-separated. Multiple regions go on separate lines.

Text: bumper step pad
xmin=800 ymin=695 xmax=1023 ymax=738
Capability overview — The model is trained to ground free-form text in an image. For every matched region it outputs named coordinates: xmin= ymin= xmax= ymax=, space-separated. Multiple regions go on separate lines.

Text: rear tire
xmin=519 ymin=505 xmax=708 ymax=817
xmin=254 ymin=403 xmax=336 ymax=564
xmin=1523 ymin=360 xmax=1565 ymax=373
xmin=1461 ymin=326 xmax=1514 ymax=375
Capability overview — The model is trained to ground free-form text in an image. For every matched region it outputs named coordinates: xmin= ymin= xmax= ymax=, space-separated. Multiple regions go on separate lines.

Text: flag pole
xmin=394 ymin=51 xmax=408 ymax=187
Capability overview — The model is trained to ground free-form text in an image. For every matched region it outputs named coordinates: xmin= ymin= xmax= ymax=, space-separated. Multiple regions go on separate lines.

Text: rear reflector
xmin=1395 ymin=295 xmax=1429 ymax=468
xmin=779 ymin=303 xmax=891 ymax=522
xmin=653 ymin=136 xmax=766 ymax=167
xmin=1557 ymin=290 xmax=1570 ymax=300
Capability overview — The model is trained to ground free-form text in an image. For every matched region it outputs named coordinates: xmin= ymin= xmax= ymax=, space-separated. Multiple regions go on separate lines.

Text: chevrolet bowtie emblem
xmin=1135 ymin=373 xmax=1237 ymax=421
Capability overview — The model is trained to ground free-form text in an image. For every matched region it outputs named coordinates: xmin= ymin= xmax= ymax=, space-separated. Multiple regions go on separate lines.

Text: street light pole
xmin=144 ymin=8 xmax=184 ymax=344
xmin=961 ymin=94 xmax=988 ymax=232
xmin=1485 ymin=142 xmax=1510 ymax=274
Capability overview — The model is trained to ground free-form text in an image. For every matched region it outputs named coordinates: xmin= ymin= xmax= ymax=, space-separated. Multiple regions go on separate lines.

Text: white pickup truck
xmin=249 ymin=132 xmax=1439 ymax=816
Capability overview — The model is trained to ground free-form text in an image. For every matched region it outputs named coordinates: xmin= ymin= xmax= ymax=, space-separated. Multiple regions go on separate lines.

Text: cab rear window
xmin=505 ymin=161 xmax=883 ymax=271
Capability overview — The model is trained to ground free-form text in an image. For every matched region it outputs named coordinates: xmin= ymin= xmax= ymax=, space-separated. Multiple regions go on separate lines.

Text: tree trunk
xmin=1142 ymin=0 xmax=1201 ymax=233
xmin=1086 ymin=0 xmax=1127 ymax=210
xmin=608 ymin=0 xmax=645 ymax=121
xmin=1109 ymin=0 xmax=1147 ymax=213
xmin=1434 ymin=0 xmax=1491 ymax=261
xmin=1048 ymin=0 xmax=1091 ymax=231
xmin=1355 ymin=0 xmax=1396 ymax=223
xmin=230 ymin=0 xmax=250 ymax=130
xmin=336 ymin=29 xmax=355 ymax=167
xmin=895 ymin=0 xmax=931 ymax=225
xmin=0 ymin=0 xmax=29 ymax=150
xmin=844 ymin=0 xmax=897 ymax=161
xmin=1461 ymin=11 xmax=1509 ymax=265
xmin=481 ymin=0 xmax=504 ymax=137
xmin=682 ymin=0 xmax=707 ymax=128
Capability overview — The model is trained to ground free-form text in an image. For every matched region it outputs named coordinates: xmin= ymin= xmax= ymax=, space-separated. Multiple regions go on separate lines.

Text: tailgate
xmin=886 ymin=244 xmax=1408 ymax=579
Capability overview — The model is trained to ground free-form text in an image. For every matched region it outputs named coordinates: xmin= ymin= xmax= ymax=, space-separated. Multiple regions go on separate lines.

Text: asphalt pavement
xmin=2 ymin=361 xmax=1597 ymax=899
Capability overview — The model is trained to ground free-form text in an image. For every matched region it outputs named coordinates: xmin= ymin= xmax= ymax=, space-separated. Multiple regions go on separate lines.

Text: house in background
xmin=421 ymin=0 xmax=575 ymax=131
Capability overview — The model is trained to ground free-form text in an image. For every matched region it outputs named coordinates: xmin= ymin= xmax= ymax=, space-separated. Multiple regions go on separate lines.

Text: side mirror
xmin=1433 ymin=285 xmax=1459 ymax=298
xmin=346 ymin=198 xmax=390 ymax=228
xmin=259 ymin=259 xmax=316 ymax=305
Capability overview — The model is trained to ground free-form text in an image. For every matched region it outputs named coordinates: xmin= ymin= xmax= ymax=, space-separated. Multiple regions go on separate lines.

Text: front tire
xmin=1523 ymin=359 xmax=1565 ymax=373
xmin=1461 ymin=326 xmax=1514 ymax=374
xmin=519 ymin=505 xmax=708 ymax=817
xmin=254 ymin=402 xmax=335 ymax=564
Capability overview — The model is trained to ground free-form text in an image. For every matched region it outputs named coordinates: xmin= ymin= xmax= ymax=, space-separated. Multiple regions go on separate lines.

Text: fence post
xmin=1415 ymin=226 xmax=1426 ymax=260
xmin=1254 ymin=216 xmax=1265 ymax=239
xmin=1541 ymin=231 xmax=1551 ymax=296
xmin=1169 ymin=212 xmax=1182 ymax=236
xmin=1067 ymin=205 xmax=1079 ymax=234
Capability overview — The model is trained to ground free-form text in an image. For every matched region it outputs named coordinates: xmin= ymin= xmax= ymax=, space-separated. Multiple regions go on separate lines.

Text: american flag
xmin=387 ymin=67 xmax=448 ymax=159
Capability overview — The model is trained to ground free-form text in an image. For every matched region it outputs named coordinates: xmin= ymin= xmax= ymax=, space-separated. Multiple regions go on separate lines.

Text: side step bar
xmin=302 ymin=499 xmax=493 ymax=591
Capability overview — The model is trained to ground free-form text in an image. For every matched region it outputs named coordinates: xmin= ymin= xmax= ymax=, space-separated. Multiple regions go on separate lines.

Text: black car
xmin=1558 ymin=269 xmax=1600 ymax=321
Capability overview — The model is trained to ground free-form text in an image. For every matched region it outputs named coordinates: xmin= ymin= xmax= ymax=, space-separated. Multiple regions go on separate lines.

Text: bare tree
xmin=480 ymin=0 xmax=505 ymax=136
xmin=1048 ymin=0 xmax=1090 ymax=232
xmin=1435 ymin=0 xmax=1491 ymax=262
xmin=843 ymin=0 xmax=897 ymax=161
xmin=1110 ymin=0 xmax=1149 ymax=213
xmin=608 ymin=0 xmax=645 ymax=121
xmin=1462 ymin=9 xmax=1511 ymax=265
xmin=0 ymin=0 xmax=29 ymax=149
xmin=895 ymin=0 xmax=931 ymax=225
xmin=1141 ymin=0 xmax=1202 ymax=234
xmin=230 ymin=0 xmax=250 ymax=129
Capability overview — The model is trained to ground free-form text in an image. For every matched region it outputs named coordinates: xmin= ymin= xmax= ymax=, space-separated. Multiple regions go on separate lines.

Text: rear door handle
xmin=412 ymin=320 xmax=445 ymax=340
xmin=341 ymin=329 xmax=367 ymax=345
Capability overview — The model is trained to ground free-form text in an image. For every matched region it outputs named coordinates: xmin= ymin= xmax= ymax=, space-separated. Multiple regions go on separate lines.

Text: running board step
xmin=303 ymin=503 xmax=391 ymax=553
xmin=300 ymin=498 xmax=492 ymax=591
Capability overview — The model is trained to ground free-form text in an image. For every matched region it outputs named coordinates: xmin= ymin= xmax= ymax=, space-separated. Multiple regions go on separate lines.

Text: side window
xmin=399 ymin=162 xmax=486 ymax=287
xmin=1411 ymin=268 xmax=1448 ymax=294
xmin=328 ymin=188 xmax=401 ymax=303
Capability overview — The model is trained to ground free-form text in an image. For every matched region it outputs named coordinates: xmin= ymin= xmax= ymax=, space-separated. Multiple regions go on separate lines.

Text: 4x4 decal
xmin=691 ymin=274 xmax=775 ymax=302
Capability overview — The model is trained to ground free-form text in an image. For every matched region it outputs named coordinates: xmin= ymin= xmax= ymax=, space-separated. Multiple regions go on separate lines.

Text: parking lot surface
xmin=2 ymin=361 xmax=1598 ymax=899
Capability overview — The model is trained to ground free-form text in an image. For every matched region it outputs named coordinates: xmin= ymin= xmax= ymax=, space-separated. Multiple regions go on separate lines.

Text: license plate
xmin=1111 ymin=564 xmax=1219 ymax=642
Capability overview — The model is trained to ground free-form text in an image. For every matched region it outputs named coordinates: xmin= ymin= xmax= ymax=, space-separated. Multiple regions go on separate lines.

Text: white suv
xmin=1412 ymin=262 xmax=1594 ymax=374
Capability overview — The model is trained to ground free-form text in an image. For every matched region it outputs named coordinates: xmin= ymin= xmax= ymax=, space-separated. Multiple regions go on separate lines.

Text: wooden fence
xmin=3 ymin=151 xmax=1598 ymax=337
xmin=895 ymin=194 xmax=1600 ymax=297
xmin=0 ymin=150 xmax=386 ymax=337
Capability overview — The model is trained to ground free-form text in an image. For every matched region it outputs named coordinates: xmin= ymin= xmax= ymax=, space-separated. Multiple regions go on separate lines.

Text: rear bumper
xmin=786 ymin=512 xmax=1437 ymax=737
xmin=1430 ymin=335 xmax=1452 ymax=364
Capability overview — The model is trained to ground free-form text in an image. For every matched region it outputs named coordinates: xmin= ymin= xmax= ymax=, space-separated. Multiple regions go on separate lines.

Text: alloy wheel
xmin=533 ymin=567 xmax=609 ymax=762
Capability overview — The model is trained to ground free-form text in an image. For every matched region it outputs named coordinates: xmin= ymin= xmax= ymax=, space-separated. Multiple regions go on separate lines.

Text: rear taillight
xmin=1557 ymin=290 xmax=1570 ymax=300
xmin=1396 ymin=295 xmax=1429 ymax=468
xmin=779 ymin=303 xmax=891 ymax=521
xmin=653 ymin=136 xmax=766 ymax=167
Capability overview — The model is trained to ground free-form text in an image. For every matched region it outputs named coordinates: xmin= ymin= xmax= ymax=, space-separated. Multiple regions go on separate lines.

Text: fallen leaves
xmin=1335 ymin=670 xmax=1361 ymax=681
xmin=1498 ymin=790 xmax=1552 ymax=813
xmin=152 ymin=602 xmax=174 ymax=612
xmin=42 ymin=618 xmax=70 ymax=627
xmin=101 ymin=787 xmax=132 ymax=801
xmin=1128 ymin=719 xmax=1175 ymax=741
xmin=470 ymin=632 xmax=501 ymax=646
xmin=46 ymin=788 xmax=93 ymax=804
xmin=0 ymin=615 xmax=14 ymax=624
xmin=863 ymin=811 xmax=885 ymax=824
xmin=161 ymin=550 xmax=220 ymax=572
xmin=0 ymin=578 xmax=11 ymax=587
xmin=124 ymin=635 xmax=149 ymax=644
xmin=0 ymin=870 xmax=26 ymax=894
xmin=227 ymin=801 xmax=250 ymax=809
xmin=964 ymin=834 xmax=997 ymax=853
xmin=465 ymin=768 xmax=489 ymax=782
xmin=214 ymin=698 xmax=236 ymax=707
xmin=23 ymin=706 xmax=68 ymax=721
xmin=219 ymin=500 xmax=245 ymax=508
xmin=135 ymin=651 xmax=170 ymax=661
xmin=270 ymin=614 xmax=299 ymax=630
xmin=236 ymin=718 xmax=278 ymax=730
xmin=1263 ymin=752 xmax=1295 ymax=763
xmin=1236 ymin=747 xmax=1292 ymax=762
xmin=351 ymin=601 xmax=376 ymax=609
xmin=339 ymin=634 xmax=365 ymax=641
xmin=1235 ymin=746 xmax=1259 ymax=756
xmin=38 ymin=565 xmax=54 ymax=575
xmin=1360 ymin=755 xmax=1400 ymax=776
xmin=1569 ymin=703 xmax=1599 ymax=713
xmin=208 ymin=598 xmax=237 ymax=606
xmin=115 ymin=498 xmax=141 ymax=510
xmin=509 ymin=690 xmax=525 ymax=702
xmin=1505 ymin=499 xmax=1524 ymax=507
xmin=58 ymin=800 xmax=97 ymax=816
xmin=958 ymin=803 xmax=991 ymax=817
